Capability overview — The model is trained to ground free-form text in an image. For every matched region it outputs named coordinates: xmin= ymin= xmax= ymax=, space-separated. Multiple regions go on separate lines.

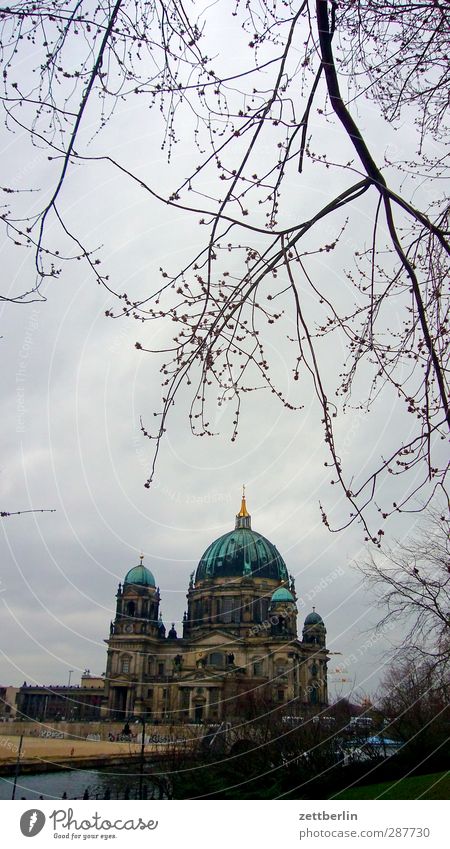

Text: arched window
xmin=222 ymin=596 xmax=240 ymax=623
xmin=121 ymin=655 xmax=131 ymax=674
xmin=126 ymin=600 xmax=136 ymax=617
xmin=252 ymin=597 xmax=271 ymax=624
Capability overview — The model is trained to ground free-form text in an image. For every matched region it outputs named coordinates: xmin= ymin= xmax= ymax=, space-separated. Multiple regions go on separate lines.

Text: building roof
xmin=304 ymin=608 xmax=324 ymax=626
xmin=124 ymin=555 xmax=156 ymax=588
xmin=196 ymin=527 xmax=288 ymax=582
xmin=271 ymin=586 xmax=295 ymax=603
xmin=196 ymin=494 xmax=288 ymax=582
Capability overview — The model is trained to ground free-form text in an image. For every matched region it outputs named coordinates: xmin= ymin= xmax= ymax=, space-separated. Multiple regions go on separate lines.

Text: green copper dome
xmin=196 ymin=494 xmax=288 ymax=582
xmin=304 ymin=609 xmax=324 ymax=626
xmin=124 ymin=557 xmax=155 ymax=588
xmin=196 ymin=528 xmax=288 ymax=581
xmin=271 ymin=586 xmax=295 ymax=603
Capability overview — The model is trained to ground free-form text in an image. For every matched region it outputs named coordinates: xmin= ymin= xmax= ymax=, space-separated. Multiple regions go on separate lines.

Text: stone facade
xmin=15 ymin=681 xmax=104 ymax=722
xmin=102 ymin=496 xmax=328 ymax=722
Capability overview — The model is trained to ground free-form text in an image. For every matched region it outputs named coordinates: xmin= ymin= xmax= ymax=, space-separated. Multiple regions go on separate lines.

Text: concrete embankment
xmin=0 ymin=752 xmax=167 ymax=776
xmin=0 ymin=734 xmax=193 ymax=776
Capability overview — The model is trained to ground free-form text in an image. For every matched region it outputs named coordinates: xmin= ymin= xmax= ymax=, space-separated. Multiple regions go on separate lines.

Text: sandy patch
xmin=0 ymin=735 xmax=152 ymax=765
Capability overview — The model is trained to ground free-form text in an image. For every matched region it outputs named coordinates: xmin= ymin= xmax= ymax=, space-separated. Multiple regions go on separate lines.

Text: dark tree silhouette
xmin=0 ymin=1 xmax=448 ymax=541
xmin=1 ymin=508 xmax=55 ymax=517
xmin=378 ymin=652 xmax=449 ymax=768
xmin=355 ymin=509 xmax=450 ymax=674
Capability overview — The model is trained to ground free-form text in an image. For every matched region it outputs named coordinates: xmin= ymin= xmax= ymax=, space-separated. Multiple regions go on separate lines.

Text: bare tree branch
xmin=0 ymin=1 xmax=448 ymax=539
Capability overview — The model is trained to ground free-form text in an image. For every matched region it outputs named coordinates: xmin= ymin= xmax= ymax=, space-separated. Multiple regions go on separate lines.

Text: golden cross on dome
xmin=237 ymin=484 xmax=249 ymax=518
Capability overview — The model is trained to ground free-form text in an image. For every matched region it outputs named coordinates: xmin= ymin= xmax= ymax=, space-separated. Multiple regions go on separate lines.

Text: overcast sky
xmin=0 ymin=2 xmax=442 ymax=699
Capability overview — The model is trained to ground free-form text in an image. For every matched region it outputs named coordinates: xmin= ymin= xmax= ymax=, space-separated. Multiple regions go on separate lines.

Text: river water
xmin=0 ymin=766 xmax=164 ymax=800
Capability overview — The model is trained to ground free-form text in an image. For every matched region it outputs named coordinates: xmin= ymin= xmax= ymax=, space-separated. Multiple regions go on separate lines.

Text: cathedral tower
xmin=102 ymin=493 xmax=329 ymax=722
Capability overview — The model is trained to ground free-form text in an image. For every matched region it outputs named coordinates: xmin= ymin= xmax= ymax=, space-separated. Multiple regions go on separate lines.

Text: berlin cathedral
xmin=102 ymin=493 xmax=328 ymax=723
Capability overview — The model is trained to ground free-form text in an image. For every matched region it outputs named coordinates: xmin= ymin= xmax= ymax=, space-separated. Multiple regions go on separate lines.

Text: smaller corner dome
xmin=271 ymin=586 xmax=295 ymax=603
xmin=304 ymin=609 xmax=324 ymax=626
xmin=123 ymin=558 xmax=156 ymax=588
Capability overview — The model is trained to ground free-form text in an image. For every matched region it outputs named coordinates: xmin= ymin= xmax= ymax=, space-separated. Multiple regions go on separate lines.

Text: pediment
xmin=185 ymin=629 xmax=243 ymax=647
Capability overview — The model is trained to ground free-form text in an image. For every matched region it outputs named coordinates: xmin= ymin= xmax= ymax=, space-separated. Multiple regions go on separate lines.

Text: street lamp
xmin=11 ymin=734 xmax=24 ymax=800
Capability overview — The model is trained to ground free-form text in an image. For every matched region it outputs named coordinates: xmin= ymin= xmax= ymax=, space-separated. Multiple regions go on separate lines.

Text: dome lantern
xmin=195 ymin=492 xmax=288 ymax=583
xmin=235 ymin=484 xmax=251 ymax=530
